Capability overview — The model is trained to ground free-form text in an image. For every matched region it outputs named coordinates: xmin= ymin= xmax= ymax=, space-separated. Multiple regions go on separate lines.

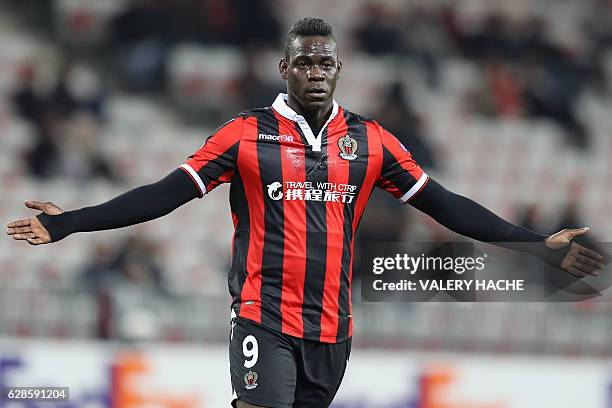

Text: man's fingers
xmin=575 ymin=254 xmax=605 ymax=270
xmin=11 ymin=233 xmax=37 ymax=241
xmin=6 ymin=219 xmax=31 ymax=228
xmin=24 ymin=200 xmax=63 ymax=216
xmin=573 ymin=261 xmax=600 ymax=276
xmin=567 ymin=227 xmax=590 ymax=239
xmin=567 ymin=267 xmax=586 ymax=278
xmin=26 ymin=237 xmax=44 ymax=245
xmin=24 ymin=200 xmax=47 ymax=211
xmin=6 ymin=226 xmax=33 ymax=235
xmin=576 ymin=244 xmax=605 ymax=262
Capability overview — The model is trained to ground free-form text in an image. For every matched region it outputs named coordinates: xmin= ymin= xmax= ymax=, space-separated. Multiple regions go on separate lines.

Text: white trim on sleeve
xmin=399 ymin=172 xmax=429 ymax=203
xmin=180 ymin=163 xmax=206 ymax=196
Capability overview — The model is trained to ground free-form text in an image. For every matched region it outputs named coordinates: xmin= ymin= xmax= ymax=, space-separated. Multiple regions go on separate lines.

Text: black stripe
xmin=229 ymin=170 xmax=250 ymax=314
xmin=300 ymin=124 xmax=329 ymax=340
xmin=381 ymin=145 xmax=418 ymax=193
xmin=337 ymin=111 xmax=369 ymax=340
xmin=197 ymin=142 xmax=240 ymax=187
xmin=256 ymin=110 xmax=284 ymax=332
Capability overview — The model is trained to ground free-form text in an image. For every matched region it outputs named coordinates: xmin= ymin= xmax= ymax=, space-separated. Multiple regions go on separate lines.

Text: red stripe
xmin=230 ymin=212 xmax=238 ymax=258
xmin=319 ymin=110 xmax=350 ymax=342
xmin=377 ymin=176 xmax=402 ymax=199
xmin=348 ymin=235 xmax=356 ymax=335
xmin=186 ymin=118 xmax=243 ymax=173
xmin=275 ymin=110 xmax=307 ymax=338
xmin=237 ymin=116 xmax=264 ymax=323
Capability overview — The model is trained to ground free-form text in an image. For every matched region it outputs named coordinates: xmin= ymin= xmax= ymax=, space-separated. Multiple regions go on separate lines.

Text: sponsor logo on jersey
xmin=267 ymin=181 xmax=357 ymax=203
xmin=244 ymin=371 xmax=259 ymax=390
xmin=338 ymin=135 xmax=358 ymax=160
xmin=258 ymin=133 xmax=294 ymax=143
xmin=267 ymin=182 xmax=283 ymax=200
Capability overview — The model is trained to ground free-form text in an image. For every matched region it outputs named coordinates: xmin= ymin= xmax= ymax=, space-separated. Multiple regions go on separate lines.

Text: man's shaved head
xmin=284 ymin=17 xmax=337 ymax=60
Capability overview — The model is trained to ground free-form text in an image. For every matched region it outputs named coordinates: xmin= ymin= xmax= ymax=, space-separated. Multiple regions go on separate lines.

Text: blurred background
xmin=1 ymin=0 xmax=612 ymax=406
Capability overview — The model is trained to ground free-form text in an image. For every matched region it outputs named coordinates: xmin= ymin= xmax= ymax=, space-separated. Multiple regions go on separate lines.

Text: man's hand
xmin=545 ymin=227 xmax=605 ymax=278
xmin=6 ymin=200 xmax=63 ymax=245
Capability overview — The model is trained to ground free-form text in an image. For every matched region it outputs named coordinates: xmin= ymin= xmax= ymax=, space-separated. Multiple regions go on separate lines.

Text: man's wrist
xmin=528 ymin=240 xmax=570 ymax=268
xmin=37 ymin=212 xmax=70 ymax=242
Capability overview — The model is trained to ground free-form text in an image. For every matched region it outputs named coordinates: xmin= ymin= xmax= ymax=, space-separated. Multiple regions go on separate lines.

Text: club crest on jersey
xmin=244 ymin=371 xmax=259 ymax=390
xmin=338 ymin=135 xmax=358 ymax=161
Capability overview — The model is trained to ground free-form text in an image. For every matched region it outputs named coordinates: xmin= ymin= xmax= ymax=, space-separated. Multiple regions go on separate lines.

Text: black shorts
xmin=229 ymin=316 xmax=351 ymax=408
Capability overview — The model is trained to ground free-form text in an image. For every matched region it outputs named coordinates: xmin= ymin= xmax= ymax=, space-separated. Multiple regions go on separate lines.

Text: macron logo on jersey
xmin=258 ymin=133 xmax=294 ymax=143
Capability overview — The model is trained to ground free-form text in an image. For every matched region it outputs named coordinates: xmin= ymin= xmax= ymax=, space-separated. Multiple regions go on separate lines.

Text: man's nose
xmin=308 ymin=65 xmax=325 ymax=80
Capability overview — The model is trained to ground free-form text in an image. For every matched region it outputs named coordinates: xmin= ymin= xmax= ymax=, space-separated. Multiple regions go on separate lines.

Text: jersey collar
xmin=271 ymin=93 xmax=339 ymax=152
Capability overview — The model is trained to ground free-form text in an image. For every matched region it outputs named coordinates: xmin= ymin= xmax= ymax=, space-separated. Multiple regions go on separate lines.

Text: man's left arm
xmin=374 ymin=123 xmax=605 ymax=278
xmin=409 ymin=178 xmax=605 ymax=277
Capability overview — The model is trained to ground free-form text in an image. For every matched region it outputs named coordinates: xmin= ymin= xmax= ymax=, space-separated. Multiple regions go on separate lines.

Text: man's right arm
xmin=6 ymin=169 xmax=199 ymax=244
xmin=7 ymin=114 xmax=243 ymax=245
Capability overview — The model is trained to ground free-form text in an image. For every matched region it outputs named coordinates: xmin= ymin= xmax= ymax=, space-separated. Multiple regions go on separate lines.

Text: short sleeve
xmin=377 ymin=126 xmax=429 ymax=203
xmin=179 ymin=116 xmax=243 ymax=197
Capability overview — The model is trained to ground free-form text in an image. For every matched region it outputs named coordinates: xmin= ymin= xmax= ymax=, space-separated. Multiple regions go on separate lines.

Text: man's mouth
xmin=307 ymin=88 xmax=327 ymax=97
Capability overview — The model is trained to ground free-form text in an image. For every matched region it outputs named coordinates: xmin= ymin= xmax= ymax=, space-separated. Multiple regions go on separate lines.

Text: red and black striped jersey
xmin=179 ymin=94 xmax=429 ymax=343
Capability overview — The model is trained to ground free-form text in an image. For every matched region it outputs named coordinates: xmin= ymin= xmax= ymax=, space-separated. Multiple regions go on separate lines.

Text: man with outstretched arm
xmin=6 ymin=17 xmax=605 ymax=408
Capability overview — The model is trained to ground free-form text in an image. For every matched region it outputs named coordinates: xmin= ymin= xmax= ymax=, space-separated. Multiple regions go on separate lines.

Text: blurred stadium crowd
xmin=1 ymin=0 xmax=612 ymax=354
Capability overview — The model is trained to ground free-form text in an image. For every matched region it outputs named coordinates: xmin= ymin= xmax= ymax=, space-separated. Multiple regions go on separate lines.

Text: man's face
xmin=279 ymin=35 xmax=342 ymax=112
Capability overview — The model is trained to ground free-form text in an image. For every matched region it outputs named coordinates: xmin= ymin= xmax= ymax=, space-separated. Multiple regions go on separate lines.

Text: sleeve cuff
xmin=399 ymin=172 xmax=429 ymax=203
xmin=179 ymin=164 xmax=206 ymax=198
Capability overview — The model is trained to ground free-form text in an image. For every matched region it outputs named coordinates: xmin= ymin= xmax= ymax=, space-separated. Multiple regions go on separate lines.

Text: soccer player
xmin=6 ymin=17 xmax=605 ymax=408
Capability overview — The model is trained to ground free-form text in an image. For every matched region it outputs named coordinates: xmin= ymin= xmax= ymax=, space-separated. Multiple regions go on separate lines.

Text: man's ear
xmin=279 ymin=58 xmax=288 ymax=80
xmin=337 ymin=59 xmax=342 ymax=78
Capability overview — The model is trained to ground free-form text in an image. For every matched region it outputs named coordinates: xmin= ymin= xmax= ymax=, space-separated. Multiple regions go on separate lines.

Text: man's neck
xmin=286 ymin=97 xmax=333 ymax=136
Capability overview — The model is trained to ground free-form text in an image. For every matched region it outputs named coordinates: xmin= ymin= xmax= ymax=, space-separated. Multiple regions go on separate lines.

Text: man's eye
xmin=296 ymin=61 xmax=307 ymax=68
xmin=323 ymin=63 xmax=334 ymax=69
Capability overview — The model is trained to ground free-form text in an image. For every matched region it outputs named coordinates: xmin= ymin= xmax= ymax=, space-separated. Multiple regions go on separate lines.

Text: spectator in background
xmin=79 ymin=243 xmax=116 ymax=292
xmin=402 ymin=6 xmax=451 ymax=88
xmin=232 ymin=0 xmax=281 ymax=47
xmin=376 ymin=82 xmax=437 ymax=170
xmin=521 ymin=55 xmax=589 ymax=149
xmin=456 ymin=13 xmax=591 ymax=149
xmin=111 ymin=0 xmax=168 ymax=91
xmin=583 ymin=0 xmax=612 ymax=95
xmin=25 ymin=112 xmax=63 ymax=179
xmin=79 ymin=235 xmax=167 ymax=339
xmin=79 ymin=236 xmax=166 ymax=297
xmin=554 ymin=180 xmax=587 ymax=232
xmin=12 ymin=63 xmax=45 ymax=124
xmin=353 ymin=2 xmax=402 ymax=55
xmin=110 ymin=0 xmax=281 ymax=91
xmin=12 ymin=59 xmax=116 ymax=182
xmin=517 ymin=204 xmax=542 ymax=233
xmin=12 ymin=63 xmax=62 ymax=178
xmin=237 ymin=48 xmax=282 ymax=109
xmin=51 ymin=61 xmax=106 ymax=120
xmin=60 ymin=112 xmax=117 ymax=183
xmin=555 ymin=201 xmax=585 ymax=231
xmin=456 ymin=14 xmax=509 ymax=60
